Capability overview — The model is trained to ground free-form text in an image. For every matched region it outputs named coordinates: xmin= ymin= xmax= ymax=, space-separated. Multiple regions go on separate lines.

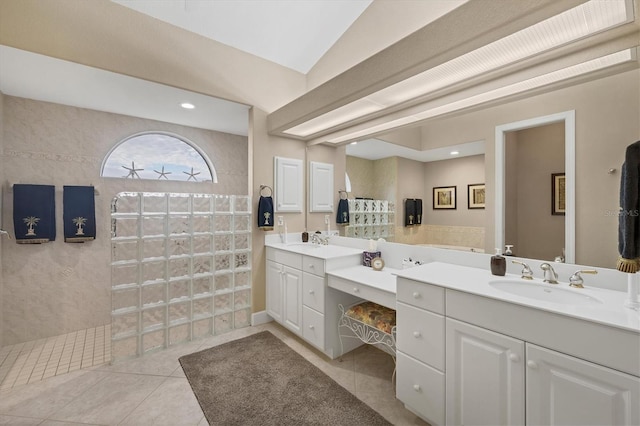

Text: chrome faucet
xmin=540 ymin=263 xmax=559 ymax=284
xmin=569 ymin=269 xmax=598 ymax=288
xmin=511 ymin=260 xmax=533 ymax=280
xmin=311 ymin=234 xmax=329 ymax=245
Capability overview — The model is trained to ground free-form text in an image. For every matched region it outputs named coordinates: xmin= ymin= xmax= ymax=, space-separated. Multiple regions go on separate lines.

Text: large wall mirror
xmin=341 ymin=67 xmax=639 ymax=269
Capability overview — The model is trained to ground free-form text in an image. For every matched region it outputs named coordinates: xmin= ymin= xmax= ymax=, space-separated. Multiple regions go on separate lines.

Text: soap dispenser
xmin=491 ymin=248 xmax=506 ymax=276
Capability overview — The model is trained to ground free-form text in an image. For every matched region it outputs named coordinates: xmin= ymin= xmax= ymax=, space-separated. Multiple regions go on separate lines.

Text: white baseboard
xmin=251 ymin=310 xmax=272 ymax=326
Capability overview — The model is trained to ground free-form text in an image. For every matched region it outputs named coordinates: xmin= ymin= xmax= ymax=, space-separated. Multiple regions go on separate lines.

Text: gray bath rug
xmin=179 ymin=330 xmax=391 ymax=426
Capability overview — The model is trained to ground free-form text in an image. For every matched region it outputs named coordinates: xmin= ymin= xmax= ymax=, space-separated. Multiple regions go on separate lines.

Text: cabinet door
xmin=446 ymin=318 xmax=525 ymax=426
xmin=527 ymin=344 xmax=640 ymax=426
xmin=282 ymin=266 xmax=303 ymax=335
xmin=309 ymin=161 xmax=334 ymax=212
xmin=265 ymin=260 xmax=283 ymax=323
xmin=274 ymin=156 xmax=303 ymax=212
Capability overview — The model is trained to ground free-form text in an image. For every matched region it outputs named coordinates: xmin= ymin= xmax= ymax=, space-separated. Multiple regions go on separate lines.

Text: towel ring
xmin=338 ymin=190 xmax=349 ymax=200
xmin=260 ymin=185 xmax=273 ymax=197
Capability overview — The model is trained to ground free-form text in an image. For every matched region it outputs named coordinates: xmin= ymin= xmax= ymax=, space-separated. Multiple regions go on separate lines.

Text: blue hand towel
xmin=617 ymin=140 xmax=640 ymax=272
xmin=336 ymin=199 xmax=350 ymax=225
xmin=13 ymin=184 xmax=56 ymax=243
xmin=63 ymin=186 xmax=96 ymax=243
xmin=404 ymin=199 xmax=416 ymax=226
xmin=258 ymin=196 xmax=274 ymax=230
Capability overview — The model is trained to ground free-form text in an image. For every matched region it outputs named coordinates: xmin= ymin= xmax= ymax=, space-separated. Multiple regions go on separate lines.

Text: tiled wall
xmin=1 ymin=96 xmax=248 ymax=346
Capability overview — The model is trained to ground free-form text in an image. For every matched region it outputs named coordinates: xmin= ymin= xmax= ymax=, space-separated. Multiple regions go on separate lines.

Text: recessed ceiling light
xmin=350 ymin=141 xmax=358 ymax=145
xmin=450 ymin=151 xmax=460 ymax=155
xmin=181 ymin=102 xmax=195 ymax=109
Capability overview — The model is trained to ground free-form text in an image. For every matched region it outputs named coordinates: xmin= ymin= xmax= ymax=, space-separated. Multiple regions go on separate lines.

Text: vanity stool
xmin=338 ymin=301 xmax=397 ymax=378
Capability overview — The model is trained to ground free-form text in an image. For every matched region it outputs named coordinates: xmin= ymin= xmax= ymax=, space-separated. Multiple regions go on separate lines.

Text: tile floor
xmin=0 ymin=325 xmax=111 ymax=391
xmin=0 ymin=322 xmax=429 ymax=425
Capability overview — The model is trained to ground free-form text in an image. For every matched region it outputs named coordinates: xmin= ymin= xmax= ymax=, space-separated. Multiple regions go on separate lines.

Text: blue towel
xmin=404 ymin=199 xmax=416 ymax=226
xmin=13 ymin=184 xmax=56 ymax=244
xmin=63 ymin=186 xmax=96 ymax=243
xmin=336 ymin=199 xmax=350 ymax=225
xmin=258 ymin=196 xmax=274 ymax=230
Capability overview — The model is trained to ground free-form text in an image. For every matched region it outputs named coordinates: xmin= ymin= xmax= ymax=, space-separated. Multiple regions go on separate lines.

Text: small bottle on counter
xmin=491 ymin=248 xmax=506 ymax=276
xmin=302 ymin=230 xmax=309 ymax=243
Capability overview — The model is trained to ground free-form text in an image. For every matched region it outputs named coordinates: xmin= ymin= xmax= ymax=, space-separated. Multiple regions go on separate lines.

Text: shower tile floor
xmin=0 ymin=322 xmax=428 ymax=425
xmin=0 ymin=325 xmax=111 ymax=390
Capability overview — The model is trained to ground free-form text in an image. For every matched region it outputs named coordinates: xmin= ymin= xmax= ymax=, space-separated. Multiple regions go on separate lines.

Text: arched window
xmin=101 ymin=132 xmax=217 ymax=182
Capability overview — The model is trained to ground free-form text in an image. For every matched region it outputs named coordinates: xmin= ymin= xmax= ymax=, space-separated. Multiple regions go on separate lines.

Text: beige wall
xmin=1 ymin=96 xmax=248 ymax=345
xmin=0 ymin=91 xmax=4 ymax=346
xmin=415 ymin=69 xmax=639 ymax=267
xmin=505 ymin=123 xmax=565 ymax=260
xmin=423 ymin=155 xmax=486 ymax=227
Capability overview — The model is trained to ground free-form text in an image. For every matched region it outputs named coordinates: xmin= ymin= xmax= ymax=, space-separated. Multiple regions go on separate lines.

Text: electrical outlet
xmin=277 ymin=216 xmax=284 ymax=226
xmin=324 ymin=215 xmax=330 ymax=225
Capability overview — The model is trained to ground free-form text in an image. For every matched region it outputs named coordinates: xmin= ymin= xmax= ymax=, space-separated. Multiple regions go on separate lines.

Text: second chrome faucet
xmin=540 ymin=263 xmax=559 ymax=284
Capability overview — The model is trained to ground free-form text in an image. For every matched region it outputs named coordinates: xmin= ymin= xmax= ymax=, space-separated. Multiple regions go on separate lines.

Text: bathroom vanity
xmin=395 ymin=262 xmax=640 ymax=426
xmin=264 ymin=239 xmax=640 ymax=425
xmin=265 ymin=242 xmax=365 ymax=358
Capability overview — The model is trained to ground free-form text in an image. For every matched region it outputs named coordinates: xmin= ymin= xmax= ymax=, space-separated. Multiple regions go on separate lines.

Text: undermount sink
xmin=489 ymin=280 xmax=604 ymax=306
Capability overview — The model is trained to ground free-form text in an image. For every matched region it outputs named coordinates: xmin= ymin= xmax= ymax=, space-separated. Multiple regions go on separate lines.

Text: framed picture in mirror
xmin=552 ymin=173 xmax=565 ymax=215
xmin=467 ymin=183 xmax=485 ymax=209
xmin=433 ymin=186 xmax=456 ymax=209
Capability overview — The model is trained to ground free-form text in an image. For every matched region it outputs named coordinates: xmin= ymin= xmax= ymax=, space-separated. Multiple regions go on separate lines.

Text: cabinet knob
xmin=353 ymin=287 xmax=359 ymax=293
xmin=413 ymin=384 xmax=421 ymax=392
xmin=413 ymin=331 xmax=421 ymax=338
xmin=509 ymin=353 xmax=521 ymax=363
xmin=527 ymin=360 xmax=538 ymax=369
xmin=309 ymin=325 xmax=315 ymax=330
xmin=309 ymin=290 xmax=315 ymax=295
xmin=309 ymin=264 xmax=315 ymax=268
xmin=412 ymin=292 xmax=421 ymax=299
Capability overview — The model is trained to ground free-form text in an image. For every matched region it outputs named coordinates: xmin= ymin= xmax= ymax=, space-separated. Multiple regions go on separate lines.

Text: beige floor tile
xmin=119 ymin=377 xmax=205 ymax=426
xmin=0 ymin=369 xmax=107 ymax=419
xmin=48 ymin=372 xmax=165 ymax=425
xmin=0 ymin=414 xmax=43 ymax=425
xmin=99 ymin=341 xmax=201 ymax=377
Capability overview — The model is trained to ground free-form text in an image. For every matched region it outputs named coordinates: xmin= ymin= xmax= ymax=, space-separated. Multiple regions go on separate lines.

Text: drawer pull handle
xmin=412 ymin=292 xmax=421 ymax=299
xmin=413 ymin=331 xmax=421 ymax=338
xmin=509 ymin=353 xmax=520 ymax=363
xmin=413 ymin=384 xmax=421 ymax=392
xmin=527 ymin=360 xmax=538 ymax=370
xmin=309 ymin=290 xmax=315 ymax=295
xmin=353 ymin=288 xmax=359 ymax=293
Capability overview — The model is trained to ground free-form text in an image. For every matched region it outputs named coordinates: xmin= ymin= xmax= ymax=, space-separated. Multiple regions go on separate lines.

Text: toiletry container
xmin=491 ymin=249 xmax=506 ymax=276
xmin=302 ymin=231 xmax=309 ymax=242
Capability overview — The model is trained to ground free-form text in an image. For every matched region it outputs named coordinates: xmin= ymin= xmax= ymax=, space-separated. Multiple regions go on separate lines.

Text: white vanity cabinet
xmin=266 ymin=257 xmax=302 ymax=335
xmin=526 ymin=344 xmax=640 ymax=426
xmin=396 ymin=276 xmax=640 ymax=426
xmin=446 ymin=318 xmax=525 ymax=426
xmin=265 ymin=246 xmax=361 ymax=357
xmin=396 ymin=277 xmax=446 ymax=426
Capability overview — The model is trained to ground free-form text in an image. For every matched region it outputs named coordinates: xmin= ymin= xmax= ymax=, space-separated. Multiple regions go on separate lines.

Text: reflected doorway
xmin=504 ymin=122 xmax=565 ymax=260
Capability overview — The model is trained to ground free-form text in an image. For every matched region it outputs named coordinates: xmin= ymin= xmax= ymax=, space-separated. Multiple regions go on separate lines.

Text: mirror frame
xmin=495 ymin=110 xmax=576 ymax=263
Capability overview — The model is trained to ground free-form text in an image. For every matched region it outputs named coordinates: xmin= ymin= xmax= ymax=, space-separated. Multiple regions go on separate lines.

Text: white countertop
xmin=265 ymin=241 xmax=363 ymax=259
xmin=396 ymin=262 xmax=640 ymax=333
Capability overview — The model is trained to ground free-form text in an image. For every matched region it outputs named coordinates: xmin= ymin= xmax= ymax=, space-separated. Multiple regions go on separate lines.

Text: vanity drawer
xmin=397 ymin=277 xmax=444 ymax=314
xmin=303 ymin=272 xmax=325 ymax=313
xmin=303 ymin=255 xmax=325 ymax=276
xmin=328 ymin=275 xmax=395 ymax=309
xmin=302 ymin=306 xmax=325 ymax=350
xmin=397 ymin=351 xmax=445 ymax=426
xmin=267 ymin=248 xmax=302 ymax=270
xmin=397 ymin=302 xmax=445 ymax=370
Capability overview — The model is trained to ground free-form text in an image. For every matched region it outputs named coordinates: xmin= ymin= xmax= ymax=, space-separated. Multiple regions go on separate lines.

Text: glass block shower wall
xmin=110 ymin=192 xmax=252 ymax=362
xmin=344 ymin=199 xmax=395 ymax=240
